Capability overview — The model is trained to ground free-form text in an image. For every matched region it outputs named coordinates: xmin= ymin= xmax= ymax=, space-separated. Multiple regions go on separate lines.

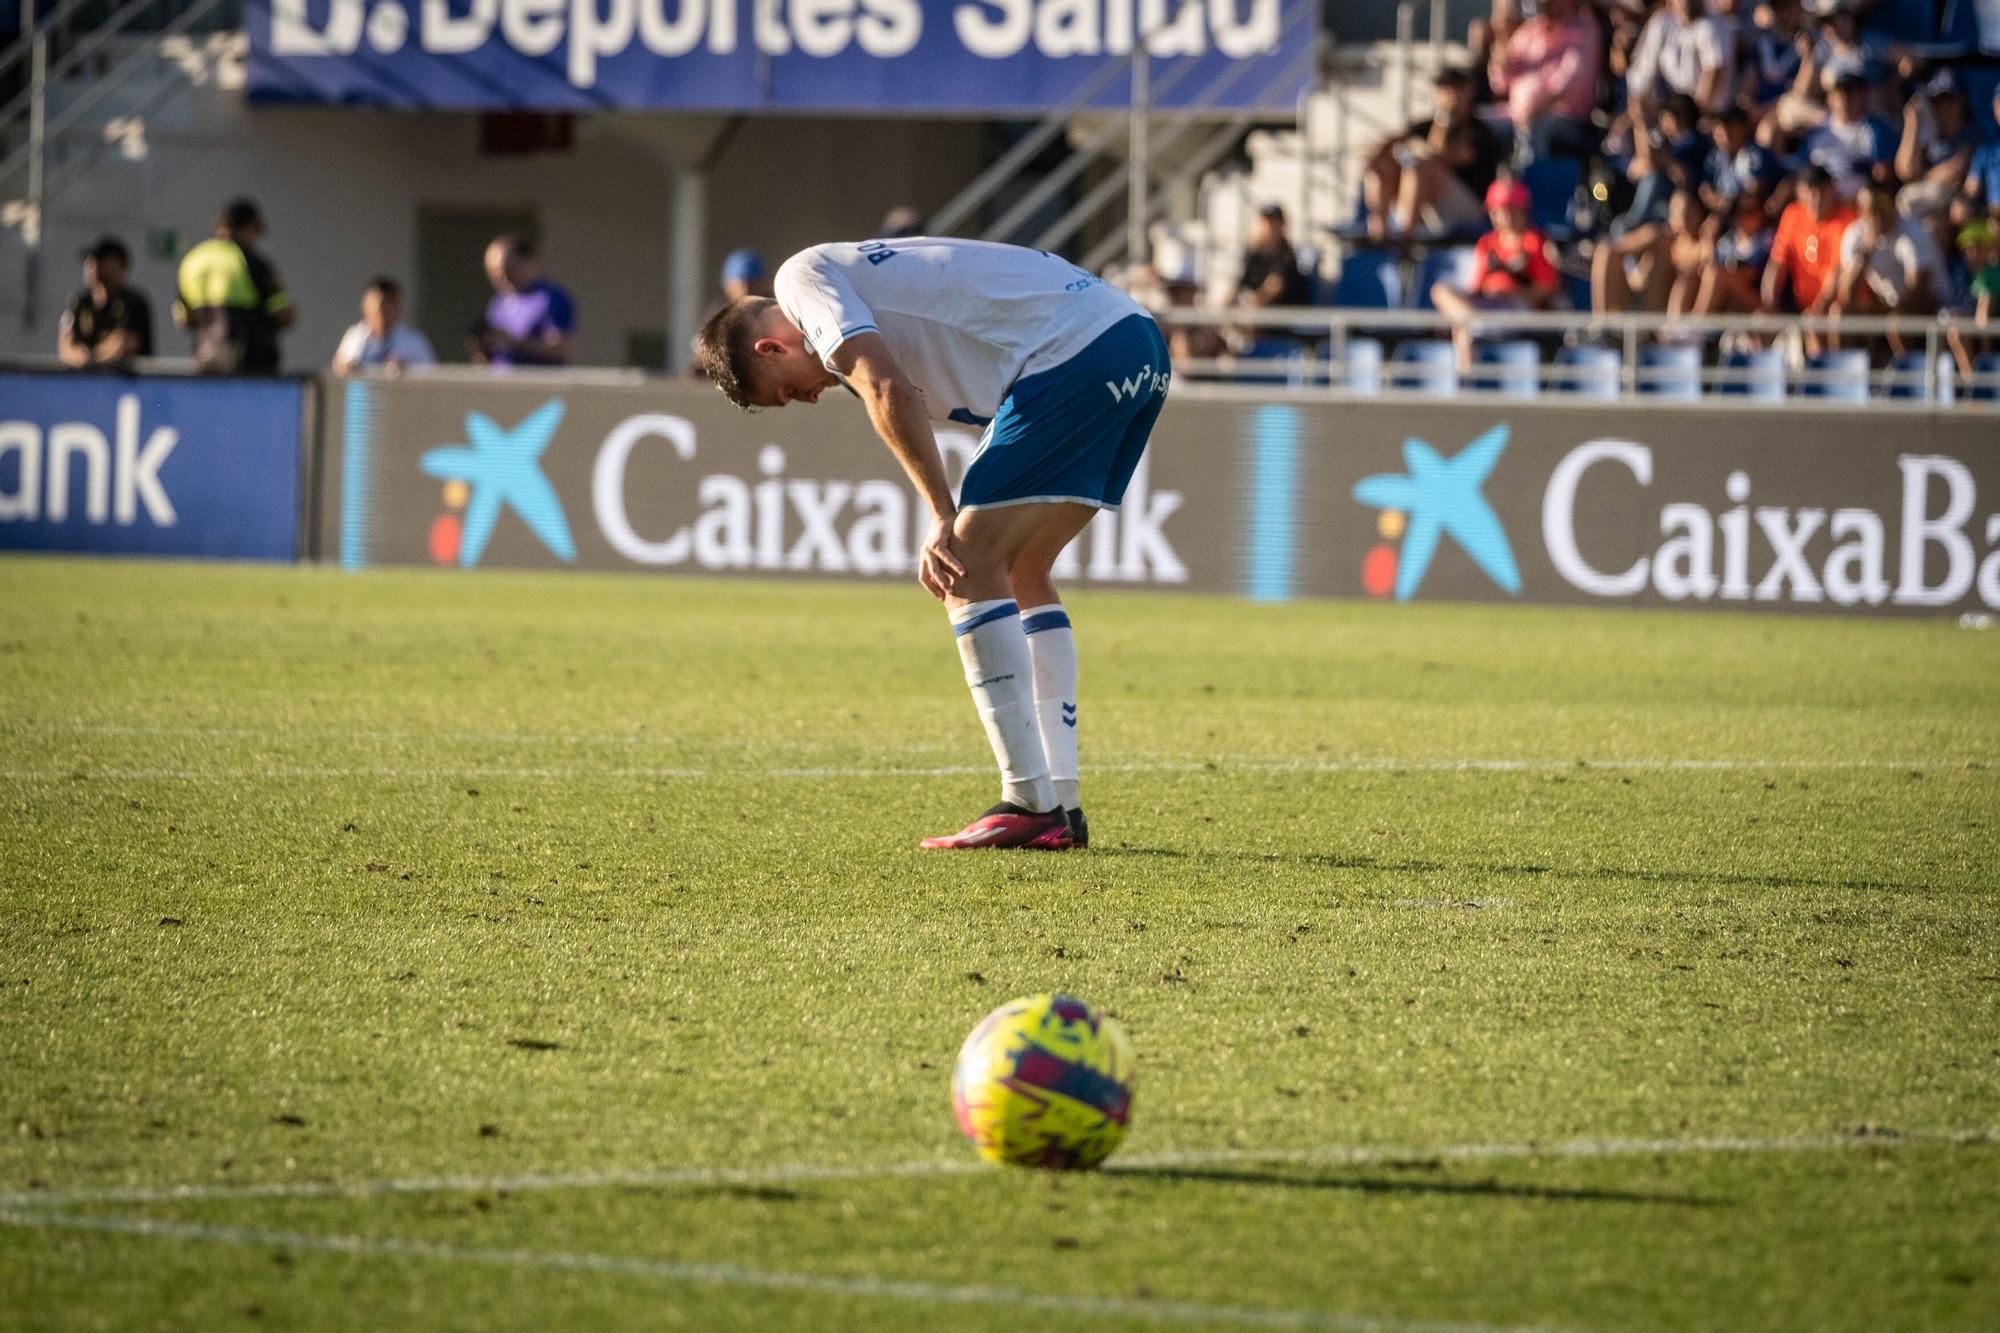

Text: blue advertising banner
xmin=246 ymin=0 xmax=1315 ymax=112
xmin=0 ymin=374 xmax=303 ymax=560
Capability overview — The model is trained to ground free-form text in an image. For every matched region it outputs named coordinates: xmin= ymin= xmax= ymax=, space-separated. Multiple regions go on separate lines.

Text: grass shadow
xmin=1093 ymin=847 xmax=1910 ymax=893
xmin=1118 ymin=1164 xmax=1722 ymax=1207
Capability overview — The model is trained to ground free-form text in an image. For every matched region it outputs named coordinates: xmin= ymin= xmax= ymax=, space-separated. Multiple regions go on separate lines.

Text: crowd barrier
xmin=8 ymin=365 xmax=1999 ymax=618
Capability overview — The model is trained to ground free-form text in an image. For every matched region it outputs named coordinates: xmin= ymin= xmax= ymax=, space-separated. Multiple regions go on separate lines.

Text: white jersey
xmin=773 ymin=237 xmax=1147 ymax=424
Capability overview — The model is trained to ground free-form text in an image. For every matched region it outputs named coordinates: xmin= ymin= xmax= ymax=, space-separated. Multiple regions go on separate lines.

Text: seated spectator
xmin=1628 ymin=0 xmax=1736 ymax=117
xmin=1693 ymin=189 xmax=1778 ymax=319
xmin=1486 ymin=0 xmax=1602 ymax=164
xmin=1945 ymin=220 xmax=1998 ymax=379
xmin=473 ymin=235 xmax=575 ymax=368
xmin=330 ymin=277 xmax=436 ymax=378
xmin=1431 ymin=178 xmax=1559 ymax=366
xmin=1595 ymin=185 xmax=1708 ymax=317
xmin=1963 ymin=84 xmax=2000 ymax=218
xmin=1802 ymin=72 xmax=1894 ymax=199
xmin=1777 ymin=0 xmax=1889 ymax=134
xmin=1162 ymin=258 xmax=1228 ymax=363
xmin=58 ymin=236 xmax=152 ymax=369
xmin=1895 ymin=74 xmax=1976 ymax=224
xmin=175 ymin=198 xmax=293 ymax=375
xmin=1236 ymin=204 xmax=1311 ymax=309
xmin=1361 ymin=67 xmax=1507 ymax=239
xmin=1743 ymin=0 xmax=1808 ymax=130
xmin=1701 ymin=105 xmax=1786 ymax=215
xmin=1764 ymin=165 xmax=1857 ymax=351
xmin=1831 ymin=181 xmax=1939 ymax=351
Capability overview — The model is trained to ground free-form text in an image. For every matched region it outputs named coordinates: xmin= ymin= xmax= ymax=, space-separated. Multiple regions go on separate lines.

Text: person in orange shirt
xmin=1762 ymin=165 xmax=1856 ymax=353
xmin=1431 ymin=177 xmax=1560 ymax=367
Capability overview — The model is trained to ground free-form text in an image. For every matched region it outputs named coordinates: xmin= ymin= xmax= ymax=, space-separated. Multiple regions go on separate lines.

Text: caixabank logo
xmin=1351 ymin=424 xmax=1521 ymax=601
xmin=420 ymin=400 xmax=576 ymax=567
xmin=340 ymin=386 xmax=1191 ymax=584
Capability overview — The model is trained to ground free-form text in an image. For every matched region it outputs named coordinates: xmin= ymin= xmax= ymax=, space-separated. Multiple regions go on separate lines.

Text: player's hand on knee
xmin=919 ymin=514 xmax=965 ymax=601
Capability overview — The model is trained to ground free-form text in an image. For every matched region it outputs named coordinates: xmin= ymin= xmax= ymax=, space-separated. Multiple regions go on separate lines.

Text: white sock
xmin=951 ymin=600 xmax=1057 ymax=813
xmin=1021 ymin=603 xmax=1080 ymax=810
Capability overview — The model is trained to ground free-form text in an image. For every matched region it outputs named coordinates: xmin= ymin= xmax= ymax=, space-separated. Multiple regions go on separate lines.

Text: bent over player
xmin=695 ymin=238 xmax=1170 ymax=850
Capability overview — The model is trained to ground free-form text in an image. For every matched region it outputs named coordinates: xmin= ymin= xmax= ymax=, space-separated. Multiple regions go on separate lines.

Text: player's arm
xmin=830 ymin=331 xmax=964 ymax=599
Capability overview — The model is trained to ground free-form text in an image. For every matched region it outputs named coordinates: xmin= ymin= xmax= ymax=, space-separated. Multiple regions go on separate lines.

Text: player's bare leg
xmin=1009 ymin=504 xmax=1097 ymax=848
xmin=921 ymin=502 xmax=1081 ymax=851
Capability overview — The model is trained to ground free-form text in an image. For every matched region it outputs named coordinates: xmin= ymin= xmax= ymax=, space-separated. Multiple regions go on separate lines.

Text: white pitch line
xmin=0 ymin=758 xmax=1973 ymax=783
xmin=4 ymin=1128 xmax=1987 ymax=1212
xmin=0 ymin=1209 xmax=1543 ymax=1333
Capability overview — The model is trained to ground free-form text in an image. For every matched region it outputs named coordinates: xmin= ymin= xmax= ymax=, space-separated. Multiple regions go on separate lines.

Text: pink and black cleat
xmin=921 ymin=803 xmax=1073 ymax=851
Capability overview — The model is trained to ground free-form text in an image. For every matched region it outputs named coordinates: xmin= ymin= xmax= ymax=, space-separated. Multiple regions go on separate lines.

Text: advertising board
xmin=322 ymin=376 xmax=2000 ymax=617
xmin=0 ymin=373 xmax=305 ymax=561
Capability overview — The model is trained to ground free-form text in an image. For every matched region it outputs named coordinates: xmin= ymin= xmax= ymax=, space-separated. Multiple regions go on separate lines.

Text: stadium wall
xmin=0 ymin=75 xmax=985 ymax=372
xmin=315 ymin=376 xmax=2000 ymax=617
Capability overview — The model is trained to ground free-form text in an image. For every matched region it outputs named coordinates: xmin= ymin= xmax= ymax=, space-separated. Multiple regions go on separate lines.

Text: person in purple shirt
xmin=474 ymin=235 xmax=576 ymax=367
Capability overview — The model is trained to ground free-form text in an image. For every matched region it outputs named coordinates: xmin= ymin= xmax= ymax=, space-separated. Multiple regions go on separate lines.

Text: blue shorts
xmin=959 ymin=313 xmax=1170 ymax=512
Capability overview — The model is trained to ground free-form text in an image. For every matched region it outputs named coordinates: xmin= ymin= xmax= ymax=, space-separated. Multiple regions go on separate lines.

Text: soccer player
xmin=694 ymin=238 xmax=1170 ymax=850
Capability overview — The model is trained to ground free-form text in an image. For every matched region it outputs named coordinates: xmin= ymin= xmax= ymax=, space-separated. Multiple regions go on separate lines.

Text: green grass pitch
xmin=2 ymin=555 xmax=1996 ymax=1331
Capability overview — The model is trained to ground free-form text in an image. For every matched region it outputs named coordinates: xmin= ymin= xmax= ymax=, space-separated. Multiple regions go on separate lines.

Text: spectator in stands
xmin=1944 ymin=220 xmax=1997 ymax=379
xmin=1594 ymin=183 xmax=1707 ymax=317
xmin=1627 ymin=0 xmax=1735 ymax=117
xmin=1701 ymin=105 xmax=1787 ymax=216
xmin=1962 ymin=84 xmax=2000 ymax=218
xmin=1895 ymin=74 xmax=1975 ymax=225
xmin=330 ymin=277 xmax=436 ymax=378
xmin=1777 ymin=0 xmax=1887 ymax=134
xmin=1830 ymin=180 xmax=1939 ymax=350
xmin=174 ymin=198 xmax=293 ymax=376
xmin=1360 ymin=67 xmax=1507 ymax=239
xmin=1744 ymin=0 xmax=1809 ymax=130
xmin=1162 ymin=257 xmax=1229 ymax=363
xmin=879 ymin=206 xmax=924 ymax=239
xmin=473 ymin=235 xmax=575 ymax=368
xmin=57 ymin=236 xmax=152 ymax=369
xmin=1236 ymin=204 xmax=1311 ymax=309
xmin=1693 ymin=188 xmax=1777 ymax=320
xmin=721 ymin=249 xmax=773 ymax=302
xmin=1802 ymin=72 xmax=1894 ymax=199
xmin=1486 ymin=0 xmax=1602 ymax=164
xmin=1431 ymin=178 xmax=1559 ymax=367
xmin=1764 ymin=164 xmax=1856 ymax=351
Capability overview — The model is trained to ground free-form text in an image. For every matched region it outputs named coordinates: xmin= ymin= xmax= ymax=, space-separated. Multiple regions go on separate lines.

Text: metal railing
xmin=929 ymin=0 xmax=1321 ymax=266
xmin=1147 ymin=305 xmax=2000 ymax=405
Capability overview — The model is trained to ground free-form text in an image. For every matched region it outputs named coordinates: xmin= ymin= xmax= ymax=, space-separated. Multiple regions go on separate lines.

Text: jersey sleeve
xmin=774 ymin=248 xmax=879 ymax=369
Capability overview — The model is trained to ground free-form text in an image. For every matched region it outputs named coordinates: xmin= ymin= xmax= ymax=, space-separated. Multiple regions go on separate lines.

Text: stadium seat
xmin=1551 ymin=343 xmax=1621 ymax=397
xmin=1800 ymin=348 xmax=1870 ymax=402
xmin=1715 ymin=348 xmax=1785 ymax=401
xmin=1968 ymin=353 xmax=2000 ymax=402
xmin=1637 ymin=343 xmax=1701 ymax=399
xmin=1467 ymin=339 xmax=1540 ymax=395
xmin=1387 ymin=339 xmax=1460 ymax=394
xmin=1332 ymin=248 xmax=1399 ymax=309
xmin=1884 ymin=350 xmax=1931 ymax=400
xmin=1341 ymin=336 xmax=1384 ymax=394
xmin=1411 ymin=246 xmax=1477 ymax=311
xmin=1520 ymin=157 xmax=1581 ymax=237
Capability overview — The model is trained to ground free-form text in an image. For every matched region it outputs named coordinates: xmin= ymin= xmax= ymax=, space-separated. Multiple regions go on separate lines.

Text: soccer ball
xmin=951 ymin=993 xmax=1135 ymax=1170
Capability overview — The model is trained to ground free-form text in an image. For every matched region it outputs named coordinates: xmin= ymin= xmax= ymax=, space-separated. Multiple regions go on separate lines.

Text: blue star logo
xmin=1353 ymin=424 xmax=1520 ymax=601
xmin=420 ymin=400 xmax=575 ymax=568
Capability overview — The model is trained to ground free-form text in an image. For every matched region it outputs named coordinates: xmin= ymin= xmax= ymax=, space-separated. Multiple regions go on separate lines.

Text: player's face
xmin=747 ymin=311 xmax=839 ymax=408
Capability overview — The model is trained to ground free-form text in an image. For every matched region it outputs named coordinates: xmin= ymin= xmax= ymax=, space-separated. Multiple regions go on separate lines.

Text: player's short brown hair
xmin=696 ymin=296 xmax=775 ymax=411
